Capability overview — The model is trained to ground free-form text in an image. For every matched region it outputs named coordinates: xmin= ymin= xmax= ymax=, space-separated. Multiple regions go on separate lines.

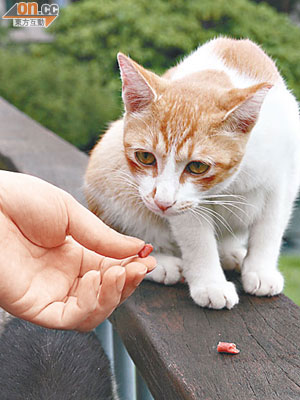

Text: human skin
xmin=0 ymin=171 xmax=156 ymax=331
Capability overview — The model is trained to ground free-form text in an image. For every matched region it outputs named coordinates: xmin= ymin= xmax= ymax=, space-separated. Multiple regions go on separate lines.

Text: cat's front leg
xmin=169 ymin=213 xmax=239 ymax=309
xmin=145 ymin=252 xmax=183 ymax=285
xmin=242 ymin=192 xmax=285 ymax=296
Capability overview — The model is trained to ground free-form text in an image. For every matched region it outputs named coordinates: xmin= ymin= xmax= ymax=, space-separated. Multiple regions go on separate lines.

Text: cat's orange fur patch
xmin=212 ymin=37 xmax=281 ymax=84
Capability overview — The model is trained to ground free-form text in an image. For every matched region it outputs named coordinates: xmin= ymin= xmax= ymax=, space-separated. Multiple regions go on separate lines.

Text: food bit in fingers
xmin=217 ymin=342 xmax=240 ymax=354
xmin=138 ymin=244 xmax=154 ymax=258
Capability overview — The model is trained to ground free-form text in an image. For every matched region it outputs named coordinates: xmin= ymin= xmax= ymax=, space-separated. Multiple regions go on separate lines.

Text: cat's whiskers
xmin=110 ymin=171 xmax=249 ymax=229
xmin=193 ymin=204 xmax=236 ymax=239
xmin=190 ymin=207 xmax=216 ymax=237
xmin=177 ymin=202 xmax=194 ymax=212
xmin=201 ymin=194 xmax=256 ymax=222
xmin=110 ymin=173 xmax=139 ymax=190
xmin=200 ymin=200 xmax=250 ymax=223
xmin=204 ymin=201 xmax=247 ymax=225
xmin=109 ymin=174 xmax=144 ymax=205
xmin=95 ymin=166 xmax=139 ymax=185
xmin=202 ymin=194 xmax=256 ymax=210
xmin=114 ymin=169 xmax=139 ymax=182
xmin=109 ymin=174 xmax=165 ymax=222
xmin=201 ymin=206 xmax=236 ymax=238
xmin=188 ymin=208 xmax=219 ymax=239
xmin=115 ymin=178 xmax=139 ymax=191
xmin=202 ymin=193 xmax=248 ymax=201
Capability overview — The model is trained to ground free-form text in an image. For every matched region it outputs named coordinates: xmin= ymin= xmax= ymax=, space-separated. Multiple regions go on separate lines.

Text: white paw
xmin=242 ymin=270 xmax=284 ymax=296
xmin=220 ymin=247 xmax=247 ymax=272
xmin=190 ymin=281 xmax=239 ymax=309
xmin=145 ymin=254 xmax=182 ymax=285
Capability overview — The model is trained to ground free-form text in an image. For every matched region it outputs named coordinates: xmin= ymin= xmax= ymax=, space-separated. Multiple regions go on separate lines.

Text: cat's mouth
xmin=142 ymin=197 xmax=193 ymax=217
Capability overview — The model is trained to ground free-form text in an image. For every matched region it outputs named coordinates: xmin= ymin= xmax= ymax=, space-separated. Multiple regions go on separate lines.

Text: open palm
xmin=0 ymin=172 xmax=155 ymax=331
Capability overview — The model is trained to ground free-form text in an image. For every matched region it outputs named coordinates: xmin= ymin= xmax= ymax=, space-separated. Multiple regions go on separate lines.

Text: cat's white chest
xmin=133 ymin=217 xmax=179 ymax=256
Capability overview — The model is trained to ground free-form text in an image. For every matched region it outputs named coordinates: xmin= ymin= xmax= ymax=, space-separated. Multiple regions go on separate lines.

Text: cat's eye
xmin=186 ymin=161 xmax=210 ymax=175
xmin=135 ymin=151 xmax=156 ymax=166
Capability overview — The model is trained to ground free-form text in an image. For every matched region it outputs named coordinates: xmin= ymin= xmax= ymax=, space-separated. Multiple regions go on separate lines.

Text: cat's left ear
xmin=117 ymin=53 xmax=162 ymax=113
xmin=222 ymin=82 xmax=273 ymax=134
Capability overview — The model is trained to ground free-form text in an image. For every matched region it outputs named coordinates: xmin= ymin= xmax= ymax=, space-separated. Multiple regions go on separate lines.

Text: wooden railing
xmin=0 ymin=97 xmax=299 ymax=400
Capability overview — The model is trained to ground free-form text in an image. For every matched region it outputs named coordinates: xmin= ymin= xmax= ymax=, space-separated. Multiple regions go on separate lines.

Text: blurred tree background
xmin=253 ymin=0 xmax=298 ymax=13
xmin=0 ymin=0 xmax=300 ymax=151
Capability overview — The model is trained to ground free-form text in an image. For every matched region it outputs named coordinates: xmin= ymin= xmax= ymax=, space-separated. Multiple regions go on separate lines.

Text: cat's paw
xmin=190 ymin=281 xmax=239 ymax=309
xmin=145 ymin=254 xmax=182 ymax=285
xmin=220 ymin=247 xmax=247 ymax=272
xmin=242 ymin=270 xmax=284 ymax=296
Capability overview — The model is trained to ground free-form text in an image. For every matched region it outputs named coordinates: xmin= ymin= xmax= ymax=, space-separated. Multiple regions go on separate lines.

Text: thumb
xmin=64 ymin=193 xmax=144 ymax=259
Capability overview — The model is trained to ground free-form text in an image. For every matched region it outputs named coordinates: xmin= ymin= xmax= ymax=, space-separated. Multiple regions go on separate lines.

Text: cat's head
xmin=117 ymin=52 xmax=271 ymax=217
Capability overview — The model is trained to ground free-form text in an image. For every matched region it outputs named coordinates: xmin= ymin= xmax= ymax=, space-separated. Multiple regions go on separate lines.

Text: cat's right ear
xmin=221 ymin=82 xmax=272 ymax=134
xmin=117 ymin=53 xmax=158 ymax=113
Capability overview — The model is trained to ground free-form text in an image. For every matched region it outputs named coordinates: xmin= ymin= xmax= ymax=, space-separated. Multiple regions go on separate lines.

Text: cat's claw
xmin=190 ymin=281 xmax=239 ymax=309
xmin=242 ymin=270 xmax=284 ymax=296
xmin=145 ymin=254 xmax=182 ymax=285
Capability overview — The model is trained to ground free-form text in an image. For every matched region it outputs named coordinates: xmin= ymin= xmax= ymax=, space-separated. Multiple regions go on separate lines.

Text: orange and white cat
xmin=85 ymin=37 xmax=300 ymax=309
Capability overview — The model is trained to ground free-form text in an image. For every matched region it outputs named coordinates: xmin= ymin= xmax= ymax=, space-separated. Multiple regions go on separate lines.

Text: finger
xmin=120 ymin=262 xmax=148 ymax=304
xmin=32 ymin=270 xmax=100 ymax=330
xmin=99 ymin=255 xmax=157 ymax=276
xmin=80 ymin=245 xmax=104 ymax=276
xmin=77 ymin=266 xmax=125 ymax=332
xmin=127 ymin=256 xmax=157 ymax=273
xmin=64 ymin=193 xmax=145 ymax=259
xmin=78 ymin=244 xmax=156 ymax=277
xmin=76 ymin=270 xmax=101 ymax=312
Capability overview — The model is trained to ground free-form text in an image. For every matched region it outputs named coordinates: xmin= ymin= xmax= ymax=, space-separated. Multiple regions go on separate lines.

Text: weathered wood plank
xmin=110 ymin=276 xmax=300 ymax=400
xmin=0 ymin=97 xmax=88 ymax=204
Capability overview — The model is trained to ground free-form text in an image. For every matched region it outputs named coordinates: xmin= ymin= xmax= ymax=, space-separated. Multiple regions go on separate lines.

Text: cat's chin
xmin=152 ymin=208 xmax=183 ymax=218
xmin=144 ymin=204 xmax=177 ymax=217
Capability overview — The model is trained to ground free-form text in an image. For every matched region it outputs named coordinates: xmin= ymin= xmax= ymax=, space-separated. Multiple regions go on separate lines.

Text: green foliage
xmin=279 ymin=255 xmax=300 ymax=306
xmin=34 ymin=0 xmax=300 ymax=99
xmin=0 ymin=49 xmax=119 ymax=149
xmin=1 ymin=0 xmax=300 ymax=148
xmin=252 ymin=0 xmax=298 ymax=14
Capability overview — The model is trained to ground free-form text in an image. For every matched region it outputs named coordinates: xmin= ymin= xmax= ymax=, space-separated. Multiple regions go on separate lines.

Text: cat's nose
xmin=154 ymin=199 xmax=174 ymax=212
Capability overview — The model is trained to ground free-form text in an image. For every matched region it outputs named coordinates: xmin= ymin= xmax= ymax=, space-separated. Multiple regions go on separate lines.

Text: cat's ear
xmin=222 ymin=82 xmax=272 ymax=134
xmin=117 ymin=53 xmax=160 ymax=113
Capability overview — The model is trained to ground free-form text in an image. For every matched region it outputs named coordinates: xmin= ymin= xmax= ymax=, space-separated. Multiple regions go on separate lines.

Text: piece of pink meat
xmin=138 ymin=244 xmax=153 ymax=258
xmin=217 ymin=342 xmax=240 ymax=354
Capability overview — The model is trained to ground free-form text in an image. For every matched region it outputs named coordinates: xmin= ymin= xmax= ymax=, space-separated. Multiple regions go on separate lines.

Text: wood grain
xmin=0 ymin=97 xmax=88 ymax=205
xmin=110 ymin=275 xmax=300 ymax=400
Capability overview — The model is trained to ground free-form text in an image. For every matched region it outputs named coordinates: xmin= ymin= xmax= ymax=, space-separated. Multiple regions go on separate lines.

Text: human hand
xmin=0 ymin=171 xmax=156 ymax=331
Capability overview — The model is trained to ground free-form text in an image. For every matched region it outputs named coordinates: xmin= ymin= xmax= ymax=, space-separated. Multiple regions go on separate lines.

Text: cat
xmin=0 ymin=317 xmax=118 ymax=400
xmin=85 ymin=37 xmax=300 ymax=309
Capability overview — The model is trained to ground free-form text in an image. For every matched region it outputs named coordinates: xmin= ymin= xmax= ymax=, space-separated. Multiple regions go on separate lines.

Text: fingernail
xmin=139 ymin=266 xmax=148 ymax=275
xmin=125 ymin=235 xmax=144 ymax=247
xmin=134 ymin=267 xmax=147 ymax=286
xmin=147 ymin=263 xmax=156 ymax=273
xmin=116 ymin=270 xmax=125 ymax=291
